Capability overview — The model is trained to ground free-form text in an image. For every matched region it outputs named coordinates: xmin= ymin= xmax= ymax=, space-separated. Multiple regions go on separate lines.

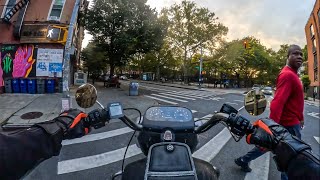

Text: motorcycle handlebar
xmin=119 ymin=115 xmax=143 ymax=131
xmin=195 ymin=112 xmax=255 ymax=137
xmin=194 ymin=113 xmax=229 ymax=134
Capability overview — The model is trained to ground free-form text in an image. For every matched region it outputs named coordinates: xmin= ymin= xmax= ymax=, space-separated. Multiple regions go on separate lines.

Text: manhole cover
xmin=21 ymin=112 xmax=43 ymax=120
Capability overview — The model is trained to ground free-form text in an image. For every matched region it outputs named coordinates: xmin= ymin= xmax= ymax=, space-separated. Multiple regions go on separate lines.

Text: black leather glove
xmin=246 ymin=118 xmax=312 ymax=172
xmin=33 ymin=109 xmax=90 ymax=155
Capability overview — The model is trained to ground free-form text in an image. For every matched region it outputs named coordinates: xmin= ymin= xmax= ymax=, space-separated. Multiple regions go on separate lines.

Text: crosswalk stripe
xmin=191 ymin=110 xmax=197 ymax=113
xmin=192 ymin=128 xmax=231 ymax=161
xmin=234 ymin=100 xmax=244 ymax=103
xmin=159 ymin=93 xmax=196 ymax=100
xmin=314 ymin=136 xmax=320 ymax=144
xmin=226 ymin=102 xmax=238 ymax=105
xmin=57 ymin=144 xmax=142 ymax=174
xmin=151 ymin=94 xmax=188 ymax=102
xmin=144 ymin=95 xmax=178 ymax=105
xmin=140 ymin=85 xmax=173 ymax=92
xmin=178 ymin=91 xmax=214 ymax=98
xmin=164 ymin=91 xmax=210 ymax=99
xmin=244 ymin=153 xmax=270 ymax=180
xmin=62 ymin=127 xmax=133 ymax=146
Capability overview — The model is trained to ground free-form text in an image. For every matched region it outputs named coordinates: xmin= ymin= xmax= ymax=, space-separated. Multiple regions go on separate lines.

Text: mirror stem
xmin=96 ymin=101 xmax=105 ymax=109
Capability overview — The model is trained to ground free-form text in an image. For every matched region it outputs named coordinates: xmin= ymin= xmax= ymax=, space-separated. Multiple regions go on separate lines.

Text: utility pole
xmin=199 ymin=44 xmax=203 ymax=88
xmin=61 ymin=0 xmax=81 ymax=111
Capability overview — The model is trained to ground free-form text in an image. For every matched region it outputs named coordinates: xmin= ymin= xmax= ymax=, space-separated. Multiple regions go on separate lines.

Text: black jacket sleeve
xmin=287 ymin=150 xmax=320 ymax=180
xmin=0 ymin=127 xmax=63 ymax=180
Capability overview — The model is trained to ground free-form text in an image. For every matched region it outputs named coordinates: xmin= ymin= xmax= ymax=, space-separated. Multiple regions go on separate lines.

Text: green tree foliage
xmin=167 ymin=0 xmax=228 ymax=83
xmin=81 ymin=42 xmax=107 ymax=78
xmin=301 ymin=75 xmax=311 ymax=93
xmin=83 ymin=0 xmax=166 ymax=77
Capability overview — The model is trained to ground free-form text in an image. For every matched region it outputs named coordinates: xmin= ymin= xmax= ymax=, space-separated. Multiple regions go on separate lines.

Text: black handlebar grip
xmin=226 ymin=113 xmax=254 ymax=136
xmin=85 ymin=109 xmax=109 ymax=129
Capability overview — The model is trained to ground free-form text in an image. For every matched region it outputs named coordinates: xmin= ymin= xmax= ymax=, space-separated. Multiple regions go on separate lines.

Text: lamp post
xmin=199 ymin=45 xmax=203 ymax=88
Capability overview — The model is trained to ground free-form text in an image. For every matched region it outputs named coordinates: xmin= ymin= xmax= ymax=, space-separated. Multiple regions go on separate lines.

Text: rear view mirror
xmin=75 ymin=83 xmax=97 ymax=108
xmin=244 ymin=90 xmax=267 ymax=116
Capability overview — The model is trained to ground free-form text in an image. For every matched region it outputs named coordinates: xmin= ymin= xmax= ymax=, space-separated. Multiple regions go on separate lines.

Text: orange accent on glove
xmin=253 ymin=120 xmax=273 ymax=135
xmin=70 ymin=113 xmax=88 ymax=129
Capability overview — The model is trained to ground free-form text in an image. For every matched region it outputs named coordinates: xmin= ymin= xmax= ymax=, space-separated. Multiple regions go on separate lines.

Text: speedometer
xmin=173 ymin=108 xmax=190 ymax=122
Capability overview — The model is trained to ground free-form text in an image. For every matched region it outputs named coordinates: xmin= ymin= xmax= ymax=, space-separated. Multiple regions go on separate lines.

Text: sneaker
xmin=235 ymin=157 xmax=252 ymax=172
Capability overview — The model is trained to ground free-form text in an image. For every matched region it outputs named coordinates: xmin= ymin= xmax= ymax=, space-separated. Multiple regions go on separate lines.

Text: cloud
xmin=83 ymin=0 xmax=315 ymax=50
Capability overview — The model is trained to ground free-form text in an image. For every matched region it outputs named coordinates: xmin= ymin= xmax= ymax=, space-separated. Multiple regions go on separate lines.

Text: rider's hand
xmin=35 ymin=109 xmax=90 ymax=140
xmin=56 ymin=109 xmax=91 ymax=139
xmin=246 ymin=118 xmax=311 ymax=172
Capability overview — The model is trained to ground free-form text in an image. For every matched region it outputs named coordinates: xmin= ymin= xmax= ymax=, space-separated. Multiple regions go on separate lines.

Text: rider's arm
xmin=246 ymin=118 xmax=320 ymax=179
xmin=0 ymin=109 xmax=90 ymax=180
xmin=287 ymin=150 xmax=320 ymax=180
xmin=0 ymin=126 xmax=63 ymax=180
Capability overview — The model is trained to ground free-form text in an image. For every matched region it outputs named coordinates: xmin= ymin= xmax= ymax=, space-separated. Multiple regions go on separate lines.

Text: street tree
xmin=81 ymin=42 xmax=107 ymax=79
xmin=84 ymin=0 xmax=166 ymax=77
xmin=167 ymin=0 xmax=228 ymax=83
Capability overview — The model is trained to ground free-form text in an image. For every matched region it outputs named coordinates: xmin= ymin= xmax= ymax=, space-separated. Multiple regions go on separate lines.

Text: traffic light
xmin=243 ymin=41 xmax=248 ymax=49
xmin=46 ymin=25 xmax=68 ymax=44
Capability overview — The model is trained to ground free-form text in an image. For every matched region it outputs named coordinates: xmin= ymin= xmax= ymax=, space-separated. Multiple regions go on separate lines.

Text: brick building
xmin=0 ymin=0 xmax=88 ymax=93
xmin=305 ymin=0 xmax=320 ymax=99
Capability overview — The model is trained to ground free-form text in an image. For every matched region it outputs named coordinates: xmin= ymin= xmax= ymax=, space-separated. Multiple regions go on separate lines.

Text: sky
xmin=82 ymin=0 xmax=316 ymax=51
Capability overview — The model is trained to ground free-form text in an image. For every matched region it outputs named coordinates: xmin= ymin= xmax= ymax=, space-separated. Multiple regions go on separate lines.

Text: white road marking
xmin=178 ymin=91 xmax=215 ymax=98
xmin=226 ymin=102 xmax=238 ymax=105
xmin=234 ymin=100 xmax=244 ymax=102
xmin=57 ymin=144 xmax=142 ymax=174
xmin=210 ymin=97 xmax=224 ymax=101
xmin=164 ymin=91 xmax=211 ymax=99
xmin=62 ymin=127 xmax=133 ymax=146
xmin=244 ymin=152 xmax=270 ymax=180
xmin=307 ymin=112 xmax=320 ymax=119
xmin=151 ymin=94 xmax=188 ymax=102
xmin=191 ymin=110 xmax=197 ymax=113
xmin=193 ymin=128 xmax=231 ymax=161
xmin=159 ymin=93 xmax=196 ymax=100
xmin=144 ymin=95 xmax=178 ymax=105
xmin=314 ymin=136 xmax=320 ymax=144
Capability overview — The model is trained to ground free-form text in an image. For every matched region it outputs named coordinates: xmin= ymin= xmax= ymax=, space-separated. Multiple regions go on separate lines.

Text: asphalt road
xmin=23 ymin=82 xmax=320 ymax=180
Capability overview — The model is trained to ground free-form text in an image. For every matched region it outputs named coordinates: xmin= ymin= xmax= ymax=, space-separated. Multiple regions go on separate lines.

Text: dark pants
xmin=241 ymin=124 xmax=301 ymax=180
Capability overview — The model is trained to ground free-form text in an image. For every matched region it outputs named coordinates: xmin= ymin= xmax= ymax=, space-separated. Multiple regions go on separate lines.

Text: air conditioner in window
xmin=48 ymin=16 xmax=59 ymax=21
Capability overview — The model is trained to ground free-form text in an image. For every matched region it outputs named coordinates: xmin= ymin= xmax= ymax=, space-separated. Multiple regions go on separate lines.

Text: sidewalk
xmin=0 ymin=82 xmax=157 ymax=129
xmin=132 ymin=80 xmax=247 ymax=94
xmin=305 ymin=97 xmax=320 ymax=106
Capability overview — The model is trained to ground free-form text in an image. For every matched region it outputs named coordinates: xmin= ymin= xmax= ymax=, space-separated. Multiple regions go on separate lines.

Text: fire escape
xmin=1 ymin=0 xmax=30 ymax=39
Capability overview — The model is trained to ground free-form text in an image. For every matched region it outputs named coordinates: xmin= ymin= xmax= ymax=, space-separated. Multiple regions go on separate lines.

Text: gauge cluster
xmin=145 ymin=106 xmax=192 ymax=122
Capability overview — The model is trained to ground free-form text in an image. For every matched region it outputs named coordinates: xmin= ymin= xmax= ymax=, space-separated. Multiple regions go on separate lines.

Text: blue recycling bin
xmin=20 ymin=79 xmax=28 ymax=93
xmin=129 ymin=82 xmax=139 ymax=96
xmin=46 ymin=79 xmax=55 ymax=93
xmin=28 ymin=79 xmax=36 ymax=94
xmin=12 ymin=79 xmax=20 ymax=93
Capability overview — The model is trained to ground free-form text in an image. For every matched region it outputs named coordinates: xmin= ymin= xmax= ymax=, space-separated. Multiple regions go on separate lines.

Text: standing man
xmin=234 ymin=45 xmax=305 ymax=180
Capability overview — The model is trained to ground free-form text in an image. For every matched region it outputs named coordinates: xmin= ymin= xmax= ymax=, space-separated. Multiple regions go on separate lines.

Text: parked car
xmin=261 ymin=86 xmax=273 ymax=95
xmin=252 ymin=84 xmax=261 ymax=91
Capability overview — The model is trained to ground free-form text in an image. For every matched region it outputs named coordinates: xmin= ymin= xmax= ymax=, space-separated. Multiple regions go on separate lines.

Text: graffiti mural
xmin=12 ymin=45 xmax=36 ymax=78
xmin=0 ymin=45 xmax=37 ymax=86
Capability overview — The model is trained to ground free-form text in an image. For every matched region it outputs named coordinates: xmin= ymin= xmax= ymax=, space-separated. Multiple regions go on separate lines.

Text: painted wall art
xmin=0 ymin=45 xmax=36 ymax=86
